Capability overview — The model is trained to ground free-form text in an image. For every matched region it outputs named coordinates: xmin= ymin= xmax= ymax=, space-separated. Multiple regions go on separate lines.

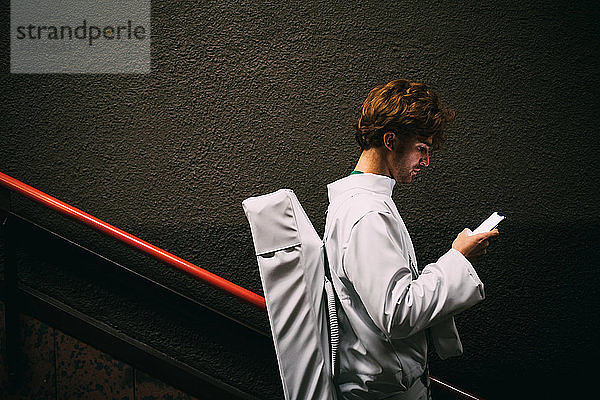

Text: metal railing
xmin=0 ymin=171 xmax=265 ymax=309
xmin=0 ymin=171 xmax=483 ymax=400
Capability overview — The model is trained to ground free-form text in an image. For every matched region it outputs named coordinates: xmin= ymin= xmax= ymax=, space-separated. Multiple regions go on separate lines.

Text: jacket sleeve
xmin=342 ymin=211 xmax=485 ymax=339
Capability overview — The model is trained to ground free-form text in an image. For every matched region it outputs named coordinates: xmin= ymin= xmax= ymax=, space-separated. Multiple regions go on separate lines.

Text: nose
xmin=420 ymin=151 xmax=430 ymax=167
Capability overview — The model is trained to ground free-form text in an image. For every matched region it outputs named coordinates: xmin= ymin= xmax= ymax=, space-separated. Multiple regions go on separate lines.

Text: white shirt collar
xmin=327 ymin=172 xmax=396 ymax=202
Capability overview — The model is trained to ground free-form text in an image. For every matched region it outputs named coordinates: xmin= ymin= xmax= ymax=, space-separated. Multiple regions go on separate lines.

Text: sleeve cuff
xmin=446 ymin=248 xmax=485 ymax=298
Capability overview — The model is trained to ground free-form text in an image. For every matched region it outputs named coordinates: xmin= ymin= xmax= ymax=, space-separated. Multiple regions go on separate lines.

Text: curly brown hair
xmin=354 ymin=79 xmax=455 ymax=150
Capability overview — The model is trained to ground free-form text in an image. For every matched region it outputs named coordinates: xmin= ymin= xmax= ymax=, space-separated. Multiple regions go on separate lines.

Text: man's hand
xmin=452 ymin=228 xmax=499 ymax=260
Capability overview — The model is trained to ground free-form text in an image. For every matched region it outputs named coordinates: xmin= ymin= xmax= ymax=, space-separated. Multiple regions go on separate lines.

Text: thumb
xmin=486 ymin=228 xmax=500 ymax=237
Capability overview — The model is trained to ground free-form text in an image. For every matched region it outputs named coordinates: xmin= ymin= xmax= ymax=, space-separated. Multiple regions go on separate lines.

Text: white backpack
xmin=242 ymin=189 xmax=339 ymax=400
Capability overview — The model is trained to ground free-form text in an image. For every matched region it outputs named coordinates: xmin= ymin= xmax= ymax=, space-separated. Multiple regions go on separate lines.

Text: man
xmin=323 ymin=79 xmax=498 ymax=399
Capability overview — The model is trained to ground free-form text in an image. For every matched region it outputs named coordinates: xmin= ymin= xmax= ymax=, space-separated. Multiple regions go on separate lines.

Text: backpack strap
xmin=322 ymin=245 xmax=339 ymax=378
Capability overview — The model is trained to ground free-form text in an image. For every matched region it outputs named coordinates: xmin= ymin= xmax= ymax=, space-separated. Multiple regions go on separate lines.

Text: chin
xmin=392 ymin=172 xmax=413 ymax=184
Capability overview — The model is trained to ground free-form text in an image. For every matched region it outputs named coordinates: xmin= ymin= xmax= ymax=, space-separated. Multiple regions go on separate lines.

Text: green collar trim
xmin=350 ymin=170 xmax=364 ymax=176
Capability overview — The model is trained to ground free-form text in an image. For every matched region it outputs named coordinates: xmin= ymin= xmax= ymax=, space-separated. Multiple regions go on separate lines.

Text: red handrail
xmin=0 ymin=170 xmax=482 ymax=400
xmin=0 ymin=171 xmax=265 ymax=309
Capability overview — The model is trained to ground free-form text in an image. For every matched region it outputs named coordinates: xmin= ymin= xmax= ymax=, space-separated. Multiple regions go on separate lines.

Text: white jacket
xmin=323 ymin=173 xmax=485 ymax=399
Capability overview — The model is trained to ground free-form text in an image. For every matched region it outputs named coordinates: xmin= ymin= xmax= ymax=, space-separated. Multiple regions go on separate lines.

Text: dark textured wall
xmin=2 ymin=1 xmax=599 ymax=399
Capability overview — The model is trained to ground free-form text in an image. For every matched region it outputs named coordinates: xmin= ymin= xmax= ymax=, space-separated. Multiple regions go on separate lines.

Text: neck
xmin=354 ymin=147 xmax=391 ymax=177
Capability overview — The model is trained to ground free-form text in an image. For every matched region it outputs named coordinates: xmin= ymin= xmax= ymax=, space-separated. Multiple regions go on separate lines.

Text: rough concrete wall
xmin=2 ymin=1 xmax=599 ymax=398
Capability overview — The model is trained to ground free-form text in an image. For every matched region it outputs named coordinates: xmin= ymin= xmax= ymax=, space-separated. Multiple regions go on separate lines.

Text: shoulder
xmin=328 ymin=191 xmax=397 ymax=234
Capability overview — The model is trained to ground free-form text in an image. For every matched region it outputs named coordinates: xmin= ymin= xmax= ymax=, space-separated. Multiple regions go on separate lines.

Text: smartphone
xmin=469 ymin=212 xmax=505 ymax=235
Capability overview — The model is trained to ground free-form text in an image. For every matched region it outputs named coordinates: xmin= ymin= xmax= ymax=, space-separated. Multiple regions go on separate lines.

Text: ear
xmin=383 ymin=131 xmax=395 ymax=151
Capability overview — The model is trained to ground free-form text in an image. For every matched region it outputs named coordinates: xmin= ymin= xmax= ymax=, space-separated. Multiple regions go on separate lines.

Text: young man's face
xmin=389 ymin=135 xmax=433 ymax=184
